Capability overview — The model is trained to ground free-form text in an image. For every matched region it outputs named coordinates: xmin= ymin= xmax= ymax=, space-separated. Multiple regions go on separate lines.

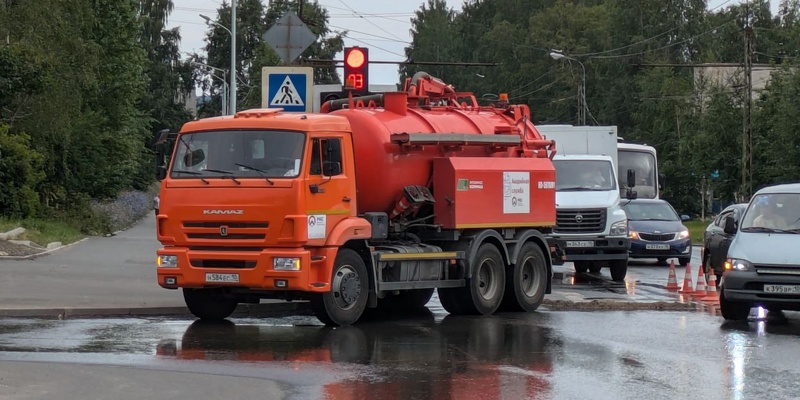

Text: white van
xmin=719 ymin=183 xmax=800 ymax=320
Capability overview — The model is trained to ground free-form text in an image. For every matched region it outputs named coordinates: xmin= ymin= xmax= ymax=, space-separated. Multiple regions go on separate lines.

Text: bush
xmin=89 ymin=190 xmax=153 ymax=233
xmin=0 ymin=124 xmax=43 ymax=218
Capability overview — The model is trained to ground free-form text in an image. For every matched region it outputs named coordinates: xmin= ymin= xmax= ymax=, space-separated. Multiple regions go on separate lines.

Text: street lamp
xmin=200 ymin=2 xmax=236 ymax=114
xmin=550 ymin=51 xmax=587 ymax=126
xmin=192 ymin=61 xmax=229 ymax=115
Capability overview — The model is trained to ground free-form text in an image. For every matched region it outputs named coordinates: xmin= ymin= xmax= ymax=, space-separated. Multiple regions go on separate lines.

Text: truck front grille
xmin=190 ymin=259 xmax=256 ymax=269
xmin=555 ymin=209 xmax=606 ymax=234
xmin=187 ymin=233 xmax=265 ymax=240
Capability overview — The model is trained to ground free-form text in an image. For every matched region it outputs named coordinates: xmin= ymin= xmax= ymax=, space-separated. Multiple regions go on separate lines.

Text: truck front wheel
xmin=609 ymin=259 xmax=628 ymax=282
xmin=501 ymin=243 xmax=547 ymax=312
xmin=183 ymin=288 xmax=239 ymax=321
xmin=311 ymin=249 xmax=369 ymax=326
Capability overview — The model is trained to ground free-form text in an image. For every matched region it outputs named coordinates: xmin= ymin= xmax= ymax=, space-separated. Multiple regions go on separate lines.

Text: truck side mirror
xmin=723 ymin=216 xmax=736 ymax=235
xmin=626 ymin=169 xmax=636 ymax=188
xmin=156 ymin=165 xmax=167 ymax=181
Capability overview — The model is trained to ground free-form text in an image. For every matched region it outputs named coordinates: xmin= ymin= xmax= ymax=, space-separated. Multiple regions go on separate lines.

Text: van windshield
xmin=170 ymin=130 xmax=305 ymax=179
xmin=553 ymin=159 xmax=616 ymax=191
xmin=740 ymin=193 xmax=800 ymax=232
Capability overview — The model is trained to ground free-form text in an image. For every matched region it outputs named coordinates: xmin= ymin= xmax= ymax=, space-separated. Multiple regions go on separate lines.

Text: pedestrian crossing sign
xmin=261 ymin=67 xmax=313 ymax=113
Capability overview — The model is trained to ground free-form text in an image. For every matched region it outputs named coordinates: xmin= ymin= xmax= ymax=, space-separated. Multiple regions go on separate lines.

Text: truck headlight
xmin=677 ymin=229 xmax=690 ymax=240
xmin=274 ymin=257 xmax=301 ymax=271
xmin=157 ymin=255 xmax=178 ymax=268
xmin=725 ymin=258 xmax=753 ymax=271
xmin=610 ymin=220 xmax=628 ymax=236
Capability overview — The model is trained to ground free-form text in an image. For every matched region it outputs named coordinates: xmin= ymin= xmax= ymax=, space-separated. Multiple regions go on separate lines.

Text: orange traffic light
xmin=344 ymin=47 xmax=368 ymax=93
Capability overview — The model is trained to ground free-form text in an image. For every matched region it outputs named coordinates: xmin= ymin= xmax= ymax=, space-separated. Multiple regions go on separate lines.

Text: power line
xmin=329 ymin=24 xmax=410 ymax=44
xmin=346 ymin=37 xmax=406 ymax=57
xmin=336 ymin=0 xmax=407 ymax=42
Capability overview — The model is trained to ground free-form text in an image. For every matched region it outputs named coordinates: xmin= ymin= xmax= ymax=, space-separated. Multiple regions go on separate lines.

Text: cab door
xmin=303 ymin=136 xmax=355 ymax=245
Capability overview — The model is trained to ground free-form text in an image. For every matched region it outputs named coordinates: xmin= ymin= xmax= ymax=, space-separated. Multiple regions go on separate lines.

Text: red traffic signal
xmin=344 ymin=47 xmax=368 ymax=93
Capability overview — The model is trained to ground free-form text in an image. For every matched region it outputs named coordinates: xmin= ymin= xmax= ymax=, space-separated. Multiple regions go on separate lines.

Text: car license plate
xmin=645 ymin=244 xmax=670 ymax=250
xmin=205 ymin=273 xmax=239 ymax=283
xmin=566 ymin=241 xmax=594 ymax=248
xmin=763 ymin=285 xmax=800 ymax=294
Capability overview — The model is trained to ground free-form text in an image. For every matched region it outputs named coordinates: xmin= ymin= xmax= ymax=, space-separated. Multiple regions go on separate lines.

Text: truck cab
xmin=547 ymin=155 xmax=629 ymax=280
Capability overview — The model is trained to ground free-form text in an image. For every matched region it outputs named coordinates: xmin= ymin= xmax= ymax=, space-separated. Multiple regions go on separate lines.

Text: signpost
xmin=261 ymin=11 xmax=316 ymax=65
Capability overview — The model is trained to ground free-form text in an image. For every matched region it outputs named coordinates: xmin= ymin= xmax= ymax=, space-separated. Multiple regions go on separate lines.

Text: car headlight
xmin=610 ymin=220 xmax=628 ymax=236
xmin=157 ymin=255 xmax=178 ymax=268
xmin=629 ymin=230 xmax=639 ymax=240
xmin=677 ymin=229 xmax=690 ymax=240
xmin=274 ymin=257 xmax=301 ymax=271
xmin=724 ymin=258 xmax=753 ymax=271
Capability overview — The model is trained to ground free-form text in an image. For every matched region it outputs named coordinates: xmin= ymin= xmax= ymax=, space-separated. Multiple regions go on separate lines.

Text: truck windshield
xmin=553 ymin=160 xmax=617 ymax=191
xmin=618 ymin=150 xmax=656 ymax=199
xmin=170 ymin=130 xmax=305 ymax=179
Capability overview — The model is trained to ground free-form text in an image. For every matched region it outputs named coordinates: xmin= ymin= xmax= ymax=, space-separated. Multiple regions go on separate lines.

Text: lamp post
xmin=550 ymin=51 xmax=587 ymax=126
xmin=200 ymin=1 xmax=236 ymax=114
xmin=192 ymin=61 xmax=229 ymax=116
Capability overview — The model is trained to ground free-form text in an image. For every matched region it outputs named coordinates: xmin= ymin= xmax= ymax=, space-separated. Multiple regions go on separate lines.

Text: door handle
xmin=342 ymin=196 xmax=351 ymax=203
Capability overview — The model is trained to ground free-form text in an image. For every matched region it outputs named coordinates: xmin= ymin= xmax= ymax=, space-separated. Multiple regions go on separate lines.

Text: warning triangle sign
xmin=270 ymin=76 xmax=304 ymax=106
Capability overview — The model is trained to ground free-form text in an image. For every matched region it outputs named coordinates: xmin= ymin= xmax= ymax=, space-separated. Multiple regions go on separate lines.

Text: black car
xmin=621 ymin=199 xmax=692 ymax=265
xmin=702 ymin=203 xmax=747 ymax=278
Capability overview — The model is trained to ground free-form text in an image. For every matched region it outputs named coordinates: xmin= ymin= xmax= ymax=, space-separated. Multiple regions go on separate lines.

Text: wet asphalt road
xmin=2 ymin=301 xmax=800 ymax=400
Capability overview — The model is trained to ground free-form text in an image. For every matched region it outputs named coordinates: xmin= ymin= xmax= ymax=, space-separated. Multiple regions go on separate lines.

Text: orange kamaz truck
xmin=153 ymin=73 xmax=557 ymax=326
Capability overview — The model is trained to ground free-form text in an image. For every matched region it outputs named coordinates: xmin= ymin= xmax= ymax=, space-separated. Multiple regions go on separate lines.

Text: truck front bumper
xmin=156 ymin=247 xmax=335 ymax=292
xmin=547 ymin=236 xmax=630 ymax=265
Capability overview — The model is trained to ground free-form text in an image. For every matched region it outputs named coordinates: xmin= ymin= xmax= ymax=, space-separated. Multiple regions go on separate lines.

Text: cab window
xmin=310 ymin=138 xmax=343 ymax=176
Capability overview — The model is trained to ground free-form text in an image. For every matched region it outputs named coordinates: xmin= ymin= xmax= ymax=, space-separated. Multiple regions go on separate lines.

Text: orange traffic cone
xmin=679 ymin=262 xmax=694 ymax=294
xmin=702 ymin=269 xmax=720 ymax=304
xmin=665 ymin=260 xmax=679 ymax=292
xmin=694 ymin=264 xmax=707 ymax=297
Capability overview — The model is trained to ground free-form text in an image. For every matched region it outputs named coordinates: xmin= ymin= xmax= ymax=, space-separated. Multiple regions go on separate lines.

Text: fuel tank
xmin=328 ymin=92 xmax=551 ymax=216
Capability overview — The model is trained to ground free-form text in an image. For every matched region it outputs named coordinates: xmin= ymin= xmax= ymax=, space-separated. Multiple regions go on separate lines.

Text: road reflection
xmin=157 ymin=310 xmax=562 ymax=400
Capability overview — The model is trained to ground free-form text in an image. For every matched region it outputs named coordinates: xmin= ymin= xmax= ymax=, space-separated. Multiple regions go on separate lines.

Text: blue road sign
xmin=267 ymin=73 xmax=308 ymax=112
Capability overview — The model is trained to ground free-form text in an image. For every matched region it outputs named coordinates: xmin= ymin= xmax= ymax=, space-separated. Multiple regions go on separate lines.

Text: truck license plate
xmin=566 ymin=241 xmax=594 ymax=248
xmin=205 ymin=273 xmax=240 ymax=283
xmin=763 ymin=285 xmax=800 ymax=294
xmin=645 ymin=244 xmax=670 ymax=250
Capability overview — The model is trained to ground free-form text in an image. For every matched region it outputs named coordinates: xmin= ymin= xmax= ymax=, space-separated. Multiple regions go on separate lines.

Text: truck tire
xmin=573 ymin=262 xmax=590 ymax=274
xmin=588 ymin=265 xmax=602 ymax=274
xmin=311 ymin=248 xmax=369 ymax=326
xmin=609 ymin=259 xmax=627 ymax=282
xmin=464 ymin=243 xmax=506 ymax=315
xmin=500 ymin=243 xmax=547 ymax=312
xmin=438 ymin=287 xmax=465 ymax=314
xmin=183 ymin=288 xmax=239 ymax=321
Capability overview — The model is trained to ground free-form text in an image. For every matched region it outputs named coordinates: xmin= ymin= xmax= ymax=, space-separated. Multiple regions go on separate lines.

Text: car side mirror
xmin=658 ymin=174 xmax=665 ymax=191
xmin=156 ymin=165 xmax=167 ymax=181
xmin=723 ymin=216 xmax=736 ymax=234
xmin=323 ymin=161 xmax=341 ymax=176
xmin=183 ymin=149 xmax=205 ymax=167
xmin=681 ymin=214 xmax=690 ymax=222
xmin=626 ymin=169 xmax=636 ymax=188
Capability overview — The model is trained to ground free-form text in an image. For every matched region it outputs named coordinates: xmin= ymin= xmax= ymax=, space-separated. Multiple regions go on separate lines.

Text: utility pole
xmin=741 ymin=3 xmax=754 ymax=202
xmin=230 ymin=0 xmax=237 ymax=114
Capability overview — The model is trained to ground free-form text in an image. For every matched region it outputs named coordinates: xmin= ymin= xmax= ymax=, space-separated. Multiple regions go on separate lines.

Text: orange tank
xmin=325 ymin=85 xmax=553 ymax=216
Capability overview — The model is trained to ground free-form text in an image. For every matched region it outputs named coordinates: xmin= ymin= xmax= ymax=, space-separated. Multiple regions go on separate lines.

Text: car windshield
xmin=740 ymin=193 xmax=800 ymax=232
xmin=553 ymin=159 xmax=617 ymax=191
xmin=622 ymin=201 xmax=679 ymax=221
xmin=170 ymin=130 xmax=305 ymax=179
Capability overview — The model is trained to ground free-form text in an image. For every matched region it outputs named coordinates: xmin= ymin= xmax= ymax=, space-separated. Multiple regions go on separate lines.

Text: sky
xmin=167 ymin=0 xmax=781 ymax=85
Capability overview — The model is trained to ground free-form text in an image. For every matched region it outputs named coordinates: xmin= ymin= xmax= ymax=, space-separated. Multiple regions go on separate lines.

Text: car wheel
xmin=678 ymin=257 xmax=690 ymax=268
xmin=609 ymin=260 xmax=627 ymax=282
xmin=719 ymin=285 xmax=750 ymax=321
xmin=657 ymin=257 xmax=668 ymax=266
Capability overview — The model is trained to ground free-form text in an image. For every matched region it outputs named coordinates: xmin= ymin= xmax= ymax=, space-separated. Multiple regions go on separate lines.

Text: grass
xmin=685 ymin=219 xmax=710 ymax=245
xmin=0 ymin=218 xmax=85 ymax=246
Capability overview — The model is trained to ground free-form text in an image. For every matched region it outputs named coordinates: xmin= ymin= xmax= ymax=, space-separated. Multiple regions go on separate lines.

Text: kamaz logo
xmin=203 ymin=209 xmax=244 ymax=215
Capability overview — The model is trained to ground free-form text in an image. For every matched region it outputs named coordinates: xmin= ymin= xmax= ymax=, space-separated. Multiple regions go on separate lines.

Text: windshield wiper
xmin=741 ymin=226 xmax=791 ymax=233
xmin=172 ymin=170 xmax=209 ymax=184
xmin=558 ymin=187 xmax=597 ymax=191
xmin=235 ymin=163 xmax=275 ymax=185
xmin=203 ymin=169 xmax=240 ymax=185
xmin=637 ymin=218 xmax=675 ymax=221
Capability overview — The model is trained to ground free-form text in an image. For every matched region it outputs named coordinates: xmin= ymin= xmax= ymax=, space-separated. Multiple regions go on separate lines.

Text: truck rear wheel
xmin=501 ymin=243 xmax=547 ymax=312
xmin=610 ymin=259 xmax=627 ymax=282
xmin=461 ymin=243 xmax=506 ymax=315
xmin=183 ymin=288 xmax=239 ymax=321
xmin=311 ymin=248 xmax=369 ymax=326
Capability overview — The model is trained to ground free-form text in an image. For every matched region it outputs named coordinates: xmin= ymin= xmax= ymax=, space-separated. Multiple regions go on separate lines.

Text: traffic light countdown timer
xmin=344 ymin=47 xmax=368 ymax=94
